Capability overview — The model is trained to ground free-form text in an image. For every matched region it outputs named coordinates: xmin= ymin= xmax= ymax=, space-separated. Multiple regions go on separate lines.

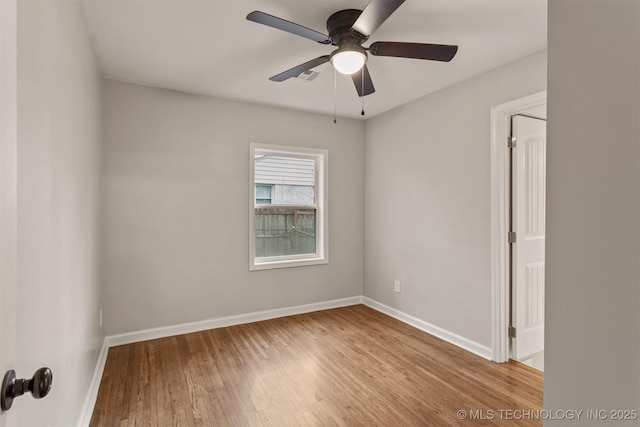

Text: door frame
xmin=490 ymin=91 xmax=546 ymax=362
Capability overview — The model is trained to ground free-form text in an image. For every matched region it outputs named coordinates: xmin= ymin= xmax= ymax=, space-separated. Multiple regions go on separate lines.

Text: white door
xmin=0 ymin=0 xmax=18 ymax=424
xmin=511 ymin=115 xmax=546 ymax=360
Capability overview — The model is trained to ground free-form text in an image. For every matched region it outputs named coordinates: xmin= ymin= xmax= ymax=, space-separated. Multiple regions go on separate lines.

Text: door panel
xmin=512 ymin=115 xmax=546 ymax=360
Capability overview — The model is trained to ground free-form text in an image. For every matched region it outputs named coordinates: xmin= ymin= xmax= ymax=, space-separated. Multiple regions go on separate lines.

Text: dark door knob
xmin=1 ymin=367 xmax=53 ymax=411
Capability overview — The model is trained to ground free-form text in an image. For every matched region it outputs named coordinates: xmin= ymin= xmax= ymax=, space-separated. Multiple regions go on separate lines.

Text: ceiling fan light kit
xmin=247 ymin=0 xmax=458 ymax=111
xmin=330 ymin=46 xmax=367 ymax=75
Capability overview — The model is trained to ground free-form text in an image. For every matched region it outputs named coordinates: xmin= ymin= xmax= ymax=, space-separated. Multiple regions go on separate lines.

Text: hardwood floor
xmin=90 ymin=305 xmax=543 ymax=426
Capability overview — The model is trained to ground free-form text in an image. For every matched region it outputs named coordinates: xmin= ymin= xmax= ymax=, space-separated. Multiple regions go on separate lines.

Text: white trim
xmin=363 ymin=297 xmax=492 ymax=360
xmin=490 ymin=91 xmax=546 ymax=362
xmin=76 ymin=340 xmax=109 ymax=427
xmin=106 ymin=296 xmax=361 ymax=348
xmin=249 ymin=142 xmax=329 ymax=271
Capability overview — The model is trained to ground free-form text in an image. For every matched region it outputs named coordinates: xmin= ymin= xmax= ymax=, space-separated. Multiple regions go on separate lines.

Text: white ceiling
xmin=81 ymin=0 xmax=547 ymax=119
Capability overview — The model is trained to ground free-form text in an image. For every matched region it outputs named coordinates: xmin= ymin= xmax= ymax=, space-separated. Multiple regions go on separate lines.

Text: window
xmin=249 ymin=143 xmax=328 ymax=270
xmin=255 ymin=184 xmax=273 ymax=204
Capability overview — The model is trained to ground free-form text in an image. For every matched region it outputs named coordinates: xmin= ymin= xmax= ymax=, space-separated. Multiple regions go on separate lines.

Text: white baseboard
xmin=363 ymin=297 xmax=492 ymax=360
xmin=76 ymin=339 xmax=109 ymax=427
xmin=105 ymin=296 xmax=363 ymax=347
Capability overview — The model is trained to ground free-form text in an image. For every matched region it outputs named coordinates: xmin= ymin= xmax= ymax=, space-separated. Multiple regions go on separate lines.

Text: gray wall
xmin=363 ymin=49 xmax=547 ymax=347
xmin=545 ymin=0 xmax=640 ymax=422
xmin=101 ymin=79 xmax=364 ymax=335
xmin=16 ymin=0 xmax=103 ymax=425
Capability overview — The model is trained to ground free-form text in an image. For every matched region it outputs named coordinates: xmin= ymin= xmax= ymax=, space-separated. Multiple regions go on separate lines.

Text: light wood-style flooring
xmin=90 ymin=305 xmax=543 ymax=426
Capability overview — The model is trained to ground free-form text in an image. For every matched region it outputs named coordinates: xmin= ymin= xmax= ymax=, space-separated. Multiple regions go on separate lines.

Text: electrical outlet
xmin=394 ymin=280 xmax=401 ymax=293
xmin=99 ymin=309 xmax=103 ymax=328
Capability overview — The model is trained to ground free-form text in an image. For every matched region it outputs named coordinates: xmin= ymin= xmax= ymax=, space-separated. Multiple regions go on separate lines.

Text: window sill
xmin=250 ymin=256 xmax=328 ymax=271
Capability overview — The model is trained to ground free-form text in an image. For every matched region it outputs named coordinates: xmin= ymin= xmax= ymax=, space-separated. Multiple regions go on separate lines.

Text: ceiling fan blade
xmin=351 ymin=65 xmax=375 ymax=97
xmin=369 ymin=42 xmax=458 ymax=61
xmin=269 ymin=56 xmax=331 ymax=82
xmin=247 ymin=11 xmax=331 ymax=44
xmin=351 ymin=0 xmax=406 ymax=37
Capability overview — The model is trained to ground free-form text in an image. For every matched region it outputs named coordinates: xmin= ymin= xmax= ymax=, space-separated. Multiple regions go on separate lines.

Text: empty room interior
xmin=1 ymin=0 xmax=640 ymax=426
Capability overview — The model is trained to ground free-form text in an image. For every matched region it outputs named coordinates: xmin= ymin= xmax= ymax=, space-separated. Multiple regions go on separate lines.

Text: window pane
xmin=255 ymin=184 xmax=272 ymax=199
xmin=254 ymin=156 xmax=315 ymax=205
xmin=254 ymin=207 xmax=316 ymax=257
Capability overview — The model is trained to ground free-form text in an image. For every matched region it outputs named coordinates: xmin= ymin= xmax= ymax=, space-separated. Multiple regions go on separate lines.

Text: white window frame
xmin=249 ymin=142 xmax=328 ymax=271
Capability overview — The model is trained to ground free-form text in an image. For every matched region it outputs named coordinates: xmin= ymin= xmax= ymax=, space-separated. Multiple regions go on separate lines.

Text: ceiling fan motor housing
xmin=326 ymin=9 xmax=368 ymax=46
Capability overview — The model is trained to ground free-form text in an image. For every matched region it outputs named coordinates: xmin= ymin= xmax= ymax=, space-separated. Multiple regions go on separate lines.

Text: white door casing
xmin=511 ymin=115 xmax=546 ymax=359
xmin=490 ymin=91 xmax=546 ymax=363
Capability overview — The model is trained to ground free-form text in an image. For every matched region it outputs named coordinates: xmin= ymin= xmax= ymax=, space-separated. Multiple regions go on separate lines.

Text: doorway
xmin=490 ymin=91 xmax=546 ymax=366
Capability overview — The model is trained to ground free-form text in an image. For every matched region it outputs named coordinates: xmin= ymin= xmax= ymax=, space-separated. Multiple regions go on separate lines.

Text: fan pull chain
xmin=361 ymin=69 xmax=365 ymax=116
xmin=333 ymin=68 xmax=337 ymax=124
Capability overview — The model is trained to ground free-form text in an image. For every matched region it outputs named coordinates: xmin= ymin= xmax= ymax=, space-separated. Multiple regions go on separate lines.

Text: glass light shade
xmin=331 ymin=50 xmax=366 ymax=75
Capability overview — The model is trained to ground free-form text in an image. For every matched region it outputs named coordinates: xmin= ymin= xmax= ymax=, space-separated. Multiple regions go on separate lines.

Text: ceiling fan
xmin=246 ymin=0 xmax=458 ymax=98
